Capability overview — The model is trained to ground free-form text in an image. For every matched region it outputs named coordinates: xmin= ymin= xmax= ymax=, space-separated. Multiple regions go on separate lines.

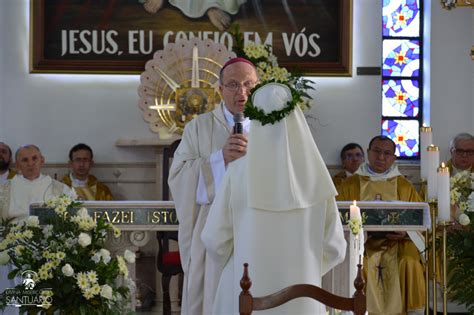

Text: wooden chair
xmin=157 ymin=139 xmax=182 ymax=315
xmin=239 ymin=263 xmax=366 ymax=315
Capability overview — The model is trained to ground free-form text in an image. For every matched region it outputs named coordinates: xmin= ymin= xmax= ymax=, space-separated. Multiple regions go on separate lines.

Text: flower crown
xmin=231 ymin=27 xmax=314 ymax=125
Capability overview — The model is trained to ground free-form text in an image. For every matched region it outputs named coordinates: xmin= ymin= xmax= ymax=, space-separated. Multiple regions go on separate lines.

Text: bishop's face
xmin=219 ymin=62 xmax=258 ymax=115
xmin=16 ymin=146 xmax=45 ymax=180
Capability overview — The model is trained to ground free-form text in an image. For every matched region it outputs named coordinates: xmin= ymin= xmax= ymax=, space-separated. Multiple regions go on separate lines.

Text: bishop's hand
xmin=223 ymin=134 xmax=248 ymax=166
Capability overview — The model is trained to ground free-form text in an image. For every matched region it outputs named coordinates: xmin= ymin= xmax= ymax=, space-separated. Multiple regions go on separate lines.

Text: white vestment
xmin=0 ymin=174 xmax=76 ymax=220
xmin=201 ymin=157 xmax=347 ymax=315
xmin=169 ymin=104 xmax=241 ymax=315
xmin=169 ymin=0 xmax=247 ymax=18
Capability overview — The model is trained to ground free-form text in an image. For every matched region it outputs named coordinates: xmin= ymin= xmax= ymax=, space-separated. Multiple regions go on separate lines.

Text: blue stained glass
xmin=382 ymin=79 xmax=419 ymax=117
xmin=382 ymin=119 xmax=419 ymax=157
xmin=382 ymin=0 xmax=420 ymax=37
xmin=382 ymin=40 xmax=420 ymax=77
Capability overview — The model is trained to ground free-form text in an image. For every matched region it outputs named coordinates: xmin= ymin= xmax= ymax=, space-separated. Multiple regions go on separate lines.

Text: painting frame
xmin=30 ymin=0 xmax=352 ymax=76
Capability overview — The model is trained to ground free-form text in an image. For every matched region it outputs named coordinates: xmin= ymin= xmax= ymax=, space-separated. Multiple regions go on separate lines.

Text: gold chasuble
xmin=7 ymin=169 xmax=16 ymax=179
xmin=61 ymin=175 xmax=113 ymax=201
xmin=337 ymin=174 xmax=425 ymax=315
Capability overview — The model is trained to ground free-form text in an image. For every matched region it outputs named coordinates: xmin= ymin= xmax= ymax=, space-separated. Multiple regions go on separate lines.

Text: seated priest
xmin=336 ymin=135 xmax=425 ymax=315
xmin=0 ymin=142 xmax=16 ymax=184
xmin=61 ymin=143 xmax=113 ymax=201
xmin=332 ymin=142 xmax=365 ymax=189
xmin=202 ymin=83 xmax=346 ymax=315
xmin=447 ymin=132 xmax=473 ymax=175
xmin=0 ymin=144 xmax=76 ymax=221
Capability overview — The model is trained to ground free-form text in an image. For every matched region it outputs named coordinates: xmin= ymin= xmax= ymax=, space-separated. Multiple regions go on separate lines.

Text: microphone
xmin=233 ymin=112 xmax=244 ymax=134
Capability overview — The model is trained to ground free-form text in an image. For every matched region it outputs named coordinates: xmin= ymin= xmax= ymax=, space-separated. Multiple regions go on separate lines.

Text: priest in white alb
xmin=201 ymin=83 xmax=347 ymax=315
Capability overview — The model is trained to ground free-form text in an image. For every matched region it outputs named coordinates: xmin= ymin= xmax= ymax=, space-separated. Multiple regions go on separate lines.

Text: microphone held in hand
xmin=233 ymin=112 xmax=244 ymax=134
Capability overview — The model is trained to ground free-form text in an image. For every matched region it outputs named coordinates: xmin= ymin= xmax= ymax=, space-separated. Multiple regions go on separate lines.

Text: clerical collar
xmin=70 ymin=173 xmax=88 ymax=187
xmin=17 ymin=173 xmax=47 ymax=183
xmin=356 ymin=162 xmax=402 ymax=181
xmin=223 ymin=104 xmax=250 ymax=132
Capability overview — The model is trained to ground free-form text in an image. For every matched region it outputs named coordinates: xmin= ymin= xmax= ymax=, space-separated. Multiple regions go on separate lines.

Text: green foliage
xmin=0 ymin=195 xmax=134 ymax=314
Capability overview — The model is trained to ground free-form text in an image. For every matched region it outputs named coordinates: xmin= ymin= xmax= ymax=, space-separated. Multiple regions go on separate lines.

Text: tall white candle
xmin=420 ymin=126 xmax=432 ymax=180
xmin=427 ymin=145 xmax=440 ymax=200
xmin=350 ymin=200 xmax=361 ymax=221
xmin=437 ymin=162 xmax=451 ymax=222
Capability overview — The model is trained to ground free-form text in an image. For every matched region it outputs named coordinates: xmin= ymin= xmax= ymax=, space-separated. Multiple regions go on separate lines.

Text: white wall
xmin=429 ymin=2 xmax=474 ymax=161
xmin=0 ymin=0 xmax=472 ymax=165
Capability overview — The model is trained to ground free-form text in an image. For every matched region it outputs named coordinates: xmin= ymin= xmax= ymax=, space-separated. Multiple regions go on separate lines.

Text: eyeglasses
xmin=453 ymin=148 xmax=474 ymax=157
xmin=223 ymin=80 xmax=257 ymax=92
xmin=344 ymin=153 xmax=364 ymax=160
xmin=369 ymin=148 xmax=395 ymax=158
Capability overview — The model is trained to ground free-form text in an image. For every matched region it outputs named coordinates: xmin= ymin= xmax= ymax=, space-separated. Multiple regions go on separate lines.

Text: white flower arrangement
xmin=0 ymin=195 xmax=134 ymax=314
xmin=446 ymin=171 xmax=474 ymax=311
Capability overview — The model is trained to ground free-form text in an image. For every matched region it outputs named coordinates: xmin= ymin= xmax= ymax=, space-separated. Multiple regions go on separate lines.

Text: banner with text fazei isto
xmin=30 ymin=201 xmax=178 ymax=231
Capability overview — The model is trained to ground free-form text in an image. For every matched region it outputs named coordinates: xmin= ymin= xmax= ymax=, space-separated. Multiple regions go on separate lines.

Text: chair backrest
xmin=239 ymin=263 xmax=366 ymax=315
xmin=162 ymin=139 xmax=181 ymax=201
xmin=157 ymin=139 xmax=182 ymax=274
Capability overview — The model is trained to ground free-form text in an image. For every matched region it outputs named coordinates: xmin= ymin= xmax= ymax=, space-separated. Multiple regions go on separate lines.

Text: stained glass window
xmin=381 ymin=0 xmax=422 ymax=159
xmin=382 ymin=0 xmax=420 ymax=37
xmin=382 ymin=79 xmax=419 ymax=117
xmin=382 ymin=119 xmax=420 ymax=157
xmin=382 ymin=40 xmax=420 ymax=77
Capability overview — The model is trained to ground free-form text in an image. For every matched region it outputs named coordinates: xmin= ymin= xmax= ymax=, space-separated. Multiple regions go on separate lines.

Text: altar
xmin=30 ymin=200 xmax=431 ymax=313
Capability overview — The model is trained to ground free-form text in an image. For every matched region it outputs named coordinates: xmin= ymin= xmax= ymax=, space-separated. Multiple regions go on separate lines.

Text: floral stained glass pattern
xmin=382 ymin=0 xmax=420 ymax=37
xmin=382 ymin=79 xmax=419 ymax=117
xmin=383 ymin=40 xmax=420 ymax=77
xmin=382 ymin=119 xmax=419 ymax=157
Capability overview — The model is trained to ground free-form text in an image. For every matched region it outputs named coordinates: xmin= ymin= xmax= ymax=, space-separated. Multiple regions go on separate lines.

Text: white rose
xmin=91 ymin=253 xmax=101 ymax=264
xmin=78 ymin=233 xmax=91 ymax=247
xmin=0 ymin=251 xmax=10 ymax=265
xmin=26 ymin=216 xmax=40 ymax=227
xmin=99 ymin=249 xmax=111 ymax=264
xmin=100 ymin=284 xmax=113 ymax=300
xmin=458 ymin=213 xmax=470 ymax=226
xmin=61 ymin=263 xmax=74 ymax=277
xmin=76 ymin=207 xmax=90 ymax=218
xmin=123 ymin=249 xmax=136 ymax=264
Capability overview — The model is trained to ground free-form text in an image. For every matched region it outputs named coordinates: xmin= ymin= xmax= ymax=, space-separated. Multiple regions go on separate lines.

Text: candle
xmin=420 ymin=126 xmax=432 ymax=180
xmin=427 ymin=145 xmax=440 ymax=200
xmin=350 ymin=200 xmax=361 ymax=221
xmin=437 ymin=162 xmax=450 ymax=222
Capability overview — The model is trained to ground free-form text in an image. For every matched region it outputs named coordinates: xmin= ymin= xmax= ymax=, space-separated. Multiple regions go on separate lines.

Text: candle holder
xmin=439 ymin=220 xmax=453 ymax=315
xmin=428 ymin=199 xmax=438 ymax=315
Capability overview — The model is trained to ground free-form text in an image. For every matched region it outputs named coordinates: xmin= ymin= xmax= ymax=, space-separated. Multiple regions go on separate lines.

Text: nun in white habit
xmin=201 ymin=83 xmax=347 ymax=315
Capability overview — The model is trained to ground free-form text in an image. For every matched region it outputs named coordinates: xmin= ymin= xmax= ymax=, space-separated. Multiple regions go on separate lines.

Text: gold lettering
xmin=161 ymin=210 xmax=168 ymax=223
xmin=130 ymin=211 xmax=134 ymax=224
xmin=121 ymin=211 xmax=130 ymax=223
xmin=111 ymin=211 xmax=121 ymax=224
xmin=169 ymin=211 xmax=178 ymax=224
xmin=151 ymin=211 xmax=161 ymax=223
xmin=94 ymin=212 xmax=102 ymax=222
xmin=103 ymin=211 xmax=111 ymax=223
